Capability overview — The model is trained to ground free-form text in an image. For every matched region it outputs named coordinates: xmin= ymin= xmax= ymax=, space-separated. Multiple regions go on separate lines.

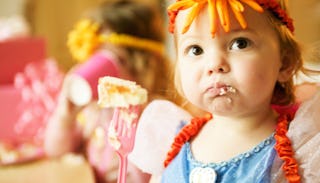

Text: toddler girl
xmin=130 ymin=0 xmax=320 ymax=182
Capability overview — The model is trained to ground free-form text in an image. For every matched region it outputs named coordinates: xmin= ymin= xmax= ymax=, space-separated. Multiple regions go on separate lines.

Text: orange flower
xmin=67 ymin=19 xmax=164 ymax=63
xmin=67 ymin=19 xmax=101 ymax=63
xmin=168 ymin=0 xmax=264 ymax=37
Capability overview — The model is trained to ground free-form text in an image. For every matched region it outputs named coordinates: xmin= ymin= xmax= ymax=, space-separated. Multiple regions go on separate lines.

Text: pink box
xmin=0 ymin=85 xmax=22 ymax=142
xmin=0 ymin=85 xmax=46 ymax=165
xmin=0 ymin=37 xmax=46 ymax=84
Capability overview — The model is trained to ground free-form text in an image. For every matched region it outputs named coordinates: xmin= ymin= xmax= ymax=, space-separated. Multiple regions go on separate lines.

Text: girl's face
xmin=176 ymin=5 xmax=289 ymax=117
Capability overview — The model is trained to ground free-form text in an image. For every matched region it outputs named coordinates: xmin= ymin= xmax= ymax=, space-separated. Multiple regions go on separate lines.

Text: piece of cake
xmin=97 ymin=76 xmax=147 ymax=108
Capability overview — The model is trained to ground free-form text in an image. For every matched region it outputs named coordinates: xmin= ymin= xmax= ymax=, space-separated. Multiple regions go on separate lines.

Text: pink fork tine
xmin=109 ymin=106 xmax=140 ymax=183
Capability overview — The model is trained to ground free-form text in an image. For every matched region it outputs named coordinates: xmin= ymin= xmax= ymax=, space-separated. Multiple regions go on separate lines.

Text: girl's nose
xmin=206 ymin=55 xmax=230 ymax=75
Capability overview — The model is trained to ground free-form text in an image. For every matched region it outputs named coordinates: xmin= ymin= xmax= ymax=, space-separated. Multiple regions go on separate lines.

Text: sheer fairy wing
xmin=129 ymin=99 xmax=192 ymax=175
xmin=271 ymin=88 xmax=320 ymax=182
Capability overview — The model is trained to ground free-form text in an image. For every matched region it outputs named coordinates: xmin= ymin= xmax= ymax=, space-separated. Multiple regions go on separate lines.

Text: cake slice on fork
xmin=97 ymin=76 xmax=147 ymax=183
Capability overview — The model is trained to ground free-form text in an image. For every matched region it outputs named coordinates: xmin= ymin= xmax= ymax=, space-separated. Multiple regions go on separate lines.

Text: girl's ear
xmin=277 ymin=51 xmax=294 ymax=82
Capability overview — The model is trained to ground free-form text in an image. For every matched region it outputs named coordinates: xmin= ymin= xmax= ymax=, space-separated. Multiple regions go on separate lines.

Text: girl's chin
xmin=206 ymin=97 xmax=234 ymax=114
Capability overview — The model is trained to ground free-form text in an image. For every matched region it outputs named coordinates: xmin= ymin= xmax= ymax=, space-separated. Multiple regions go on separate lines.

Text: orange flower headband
xmin=67 ymin=19 xmax=164 ymax=63
xmin=168 ymin=0 xmax=294 ymax=37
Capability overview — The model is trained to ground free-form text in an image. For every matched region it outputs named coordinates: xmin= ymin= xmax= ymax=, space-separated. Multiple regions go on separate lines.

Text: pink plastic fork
xmin=108 ymin=105 xmax=141 ymax=183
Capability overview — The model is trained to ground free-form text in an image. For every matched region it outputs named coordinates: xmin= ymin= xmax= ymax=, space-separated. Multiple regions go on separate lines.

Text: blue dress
xmin=130 ymin=94 xmax=320 ymax=182
xmin=162 ymin=134 xmax=277 ymax=183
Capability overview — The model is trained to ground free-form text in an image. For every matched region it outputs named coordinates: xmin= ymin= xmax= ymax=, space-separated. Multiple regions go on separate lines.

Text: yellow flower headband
xmin=67 ymin=19 xmax=165 ymax=63
xmin=168 ymin=0 xmax=294 ymax=37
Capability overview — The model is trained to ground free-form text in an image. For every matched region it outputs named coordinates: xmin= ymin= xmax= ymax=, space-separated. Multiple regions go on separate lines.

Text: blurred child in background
xmin=43 ymin=0 xmax=174 ymax=182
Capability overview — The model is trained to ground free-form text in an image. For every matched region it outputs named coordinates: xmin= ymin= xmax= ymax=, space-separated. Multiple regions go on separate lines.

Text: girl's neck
xmin=191 ymin=109 xmax=278 ymax=163
xmin=208 ymin=107 xmax=278 ymax=136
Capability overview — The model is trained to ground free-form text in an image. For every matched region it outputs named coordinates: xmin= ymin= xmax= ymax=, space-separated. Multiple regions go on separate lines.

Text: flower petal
xmin=182 ymin=2 xmax=206 ymax=33
xmin=229 ymin=0 xmax=247 ymax=28
xmin=240 ymin=0 xmax=264 ymax=12
xmin=167 ymin=0 xmax=195 ymax=11
xmin=208 ymin=0 xmax=218 ymax=37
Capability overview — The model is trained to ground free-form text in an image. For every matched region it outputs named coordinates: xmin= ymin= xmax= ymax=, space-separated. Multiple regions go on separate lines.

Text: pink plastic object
xmin=0 ymin=85 xmax=22 ymax=142
xmin=0 ymin=37 xmax=46 ymax=84
xmin=73 ymin=52 xmax=119 ymax=99
xmin=0 ymin=60 xmax=62 ymax=165
xmin=109 ymin=106 xmax=141 ymax=183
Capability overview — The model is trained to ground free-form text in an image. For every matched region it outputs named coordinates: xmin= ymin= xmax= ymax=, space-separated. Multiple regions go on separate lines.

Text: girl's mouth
xmin=206 ymin=85 xmax=236 ymax=97
xmin=218 ymin=86 xmax=236 ymax=95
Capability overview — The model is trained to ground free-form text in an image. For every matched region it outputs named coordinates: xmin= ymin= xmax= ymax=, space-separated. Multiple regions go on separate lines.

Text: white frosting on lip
xmin=219 ymin=86 xmax=236 ymax=95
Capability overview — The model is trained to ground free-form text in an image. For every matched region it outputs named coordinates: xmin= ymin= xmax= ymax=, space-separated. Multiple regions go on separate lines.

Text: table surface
xmin=0 ymin=154 xmax=95 ymax=183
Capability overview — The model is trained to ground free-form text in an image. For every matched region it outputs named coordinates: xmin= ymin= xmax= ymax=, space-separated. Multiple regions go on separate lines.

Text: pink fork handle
xmin=112 ymin=105 xmax=142 ymax=183
xmin=117 ymin=153 xmax=128 ymax=183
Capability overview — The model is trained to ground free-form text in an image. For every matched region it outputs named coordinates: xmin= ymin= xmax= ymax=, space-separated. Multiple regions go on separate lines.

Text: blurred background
xmin=1 ymin=0 xmax=319 ymax=71
xmin=1 ymin=0 xmax=167 ymax=71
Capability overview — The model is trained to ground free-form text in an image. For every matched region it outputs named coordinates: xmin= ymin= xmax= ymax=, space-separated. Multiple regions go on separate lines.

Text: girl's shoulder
xmin=289 ymin=88 xmax=320 ymax=139
xmin=129 ymin=99 xmax=192 ymax=175
xmin=272 ymin=88 xmax=320 ymax=182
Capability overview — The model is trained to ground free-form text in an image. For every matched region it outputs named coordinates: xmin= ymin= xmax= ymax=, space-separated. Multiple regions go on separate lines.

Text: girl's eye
xmin=186 ymin=45 xmax=203 ymax=56
xmin=230 ymin=38 xmax=251 ymax=50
